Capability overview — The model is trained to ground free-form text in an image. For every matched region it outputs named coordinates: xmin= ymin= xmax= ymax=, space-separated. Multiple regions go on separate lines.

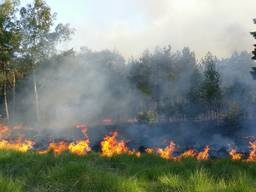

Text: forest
xmin=0 ymin=0 xmax=256 ymax=138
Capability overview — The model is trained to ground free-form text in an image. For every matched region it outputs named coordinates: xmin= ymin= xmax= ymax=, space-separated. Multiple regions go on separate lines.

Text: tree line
xmin=0 ymin=0 xmax=72 ymax=122
xmin=0 ymin=0 xmax=256 ymax=133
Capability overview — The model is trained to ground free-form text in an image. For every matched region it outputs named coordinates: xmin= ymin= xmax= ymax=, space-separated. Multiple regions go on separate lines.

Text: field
xmin=0 ymin=151 xmax=255 ymax=192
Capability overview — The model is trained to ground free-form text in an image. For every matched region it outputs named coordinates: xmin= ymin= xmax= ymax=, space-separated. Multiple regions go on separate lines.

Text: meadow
xmin=0 ymin=151 xmax=255 ymax=192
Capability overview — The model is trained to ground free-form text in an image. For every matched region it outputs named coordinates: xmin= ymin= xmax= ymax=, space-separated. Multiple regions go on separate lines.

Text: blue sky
xmin=20 ymin=0 xmax=256 ymax=59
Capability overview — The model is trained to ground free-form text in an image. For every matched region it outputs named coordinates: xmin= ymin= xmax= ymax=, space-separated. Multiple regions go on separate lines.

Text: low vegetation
xmin=0 ymin=150 xmax=255 ymax=192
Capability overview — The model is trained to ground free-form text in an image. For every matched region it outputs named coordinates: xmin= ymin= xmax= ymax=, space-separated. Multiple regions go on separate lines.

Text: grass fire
xmin=0 ymin=0 xmax=256 ymax=191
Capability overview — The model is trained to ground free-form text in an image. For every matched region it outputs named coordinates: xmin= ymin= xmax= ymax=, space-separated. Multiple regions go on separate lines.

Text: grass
xmin=0 ymin=151 xmax=255 ymax=191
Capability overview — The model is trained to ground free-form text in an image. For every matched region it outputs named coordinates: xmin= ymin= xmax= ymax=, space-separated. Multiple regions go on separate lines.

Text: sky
xmin=20 ymin=0 xmax=256 ymax=59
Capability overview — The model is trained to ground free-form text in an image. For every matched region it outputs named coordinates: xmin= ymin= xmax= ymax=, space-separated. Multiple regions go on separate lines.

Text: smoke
xmin=11 ymin=46 xmax=256 ymax=148
xmin=14 ymin=49 xmax=144 ymax=129
xmin=44 ymin=0 xmax=256 ymax=59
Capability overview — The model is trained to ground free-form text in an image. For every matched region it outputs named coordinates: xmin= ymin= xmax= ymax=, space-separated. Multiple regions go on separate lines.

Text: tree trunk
xmin=3 ymin=69 xmax=9 ymax=122
xmin=12 ymin=71 xmax=16 ymax=121
xmin=33 ymin=68 xmax=40 ymax=123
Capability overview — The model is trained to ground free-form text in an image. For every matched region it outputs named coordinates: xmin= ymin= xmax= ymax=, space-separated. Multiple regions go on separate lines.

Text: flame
xmin=157 ymin=142 xmax=177 ymax=160
xmin=145 ymin=148 xmax=154 ymax=155
xmin=128 ymin=149 xmax=141 ymax=157
xmin=68 ymin=140 xmax=91 ymax=156
xmin=4 ymin=123 xmax=256 ymax=163
xmin=100 ymin=132 xmax=128 ymax=157
xmin=0 ymin=139 xmax=34 ymax=152
xmin=179 ymin=148 xmax=197 ymax=159
xmin=229 ymin=149 xmax=242 ymax=160
xmin=70 ymin=125 xmax=91 ymax=155
xmin=39 ymin=126 xmax=91 ymax=156
xmin=196 ymin=146 xmax=209 ymax=160
xmin=38 ymin=141 xmax=69 ymax=155
xmin=247 ymin=141 xmax=256 ymax=161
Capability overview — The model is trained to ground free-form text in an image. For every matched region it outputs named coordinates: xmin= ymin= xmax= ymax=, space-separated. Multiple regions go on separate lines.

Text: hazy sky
xmin=21 ymin=0 xmax=256 ymax=59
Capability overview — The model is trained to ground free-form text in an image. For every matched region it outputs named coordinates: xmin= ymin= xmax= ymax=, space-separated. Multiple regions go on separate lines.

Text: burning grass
xmin=0 ymin=151 xmax=256 ymax=192
xmin=1 ymin=124 xmax=256 ymax=191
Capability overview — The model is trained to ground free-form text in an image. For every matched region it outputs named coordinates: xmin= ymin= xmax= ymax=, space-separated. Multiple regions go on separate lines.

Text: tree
xmin=250 ymin=19 xmax=256 ymax=79
xmin=200 ymin=53 xmax=222 ymax=111
xmin=251 ymin=19 xmax=256 ymax=60
xmin=19 ymin=0 xmax=72 ymax=123
xmin=0 ymin=0 xmax=20 ymax=121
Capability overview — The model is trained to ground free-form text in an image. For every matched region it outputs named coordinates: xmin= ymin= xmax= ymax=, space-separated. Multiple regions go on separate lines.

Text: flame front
xmin=38 ymin=141 xmax=69 ymax=155
xmin=247 ymin=141 xmax=256 ymax=161
xmin=157 ymin=142 xmax=176 ymax=160
xmin=179 ymin=148 xmax=197 ymax=159
xmin=196 ymin=146 xmax=209 ymax=160
xmin=69 ymin=140 xmax=91 ymax=156
xmin=229 ymin=149 xmax=242 ymax=160
xmin=3 ymin=123 xmax=256 ymax=162
xmin=100 ymin=132 xmax=128 ymax=157
xmin=145 ymin=148 xmax=154 ymax=155
xmin=0 ymin=139 xmax=34 ymax=152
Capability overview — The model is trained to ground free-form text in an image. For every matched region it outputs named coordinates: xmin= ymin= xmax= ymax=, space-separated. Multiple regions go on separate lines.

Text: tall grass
xmin=0 ymin=151 xmax=255 ymax=191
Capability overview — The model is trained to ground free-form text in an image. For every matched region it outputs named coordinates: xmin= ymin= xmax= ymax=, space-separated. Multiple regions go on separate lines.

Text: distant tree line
xmin=0 ymin=0 xmax=256 ymax=137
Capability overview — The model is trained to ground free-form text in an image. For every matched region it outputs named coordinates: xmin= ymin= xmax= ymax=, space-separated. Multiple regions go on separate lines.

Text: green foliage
xmin=0 ymin=0 xmax=20 ymax=62
xmin=199 ymin=53 xmax=222 ymax=108
xmin=19 ymin=0 xmax=73 ymax=64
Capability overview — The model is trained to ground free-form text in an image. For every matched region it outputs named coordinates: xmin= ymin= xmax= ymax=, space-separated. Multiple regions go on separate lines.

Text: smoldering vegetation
xmin=8 ymin=46 xmax=256 ymax=149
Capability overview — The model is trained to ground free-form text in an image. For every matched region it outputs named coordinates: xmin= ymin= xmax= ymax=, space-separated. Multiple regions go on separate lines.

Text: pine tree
xmin=200 ymin=53 xmax=222 ymax=110
xmin=251 ymin=19 xmax=256 ymax=60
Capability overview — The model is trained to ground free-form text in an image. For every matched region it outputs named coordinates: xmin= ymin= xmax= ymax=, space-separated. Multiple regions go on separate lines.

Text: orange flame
xmin=38 ymin=141 xmax=69 ymax=155
xmin=68 ymin=140 xmax=91 ymax=156
xmin=247 ymin=141 xmax=256 ymax=161
xmin=229 ymin=149 xmax=242 ymax=160
xmin=196 ymin=146 xmax=209 ymax=160
xmin=39 ymin=126 xmax=91 ymax=156
xmin=179 ymin=148 xmax=197 ymax=159
xmin=128 ymin=149 xmax=141 ymax=157
xmin=145 ymin=148 xmax=154 ymax=155
xmin=0 ymin=139 xmax=34 ymax=152
xmin=100 ymin=132 xmax=128 ymax=157
xmin=157 ymin=142 xmax=177 ymax=160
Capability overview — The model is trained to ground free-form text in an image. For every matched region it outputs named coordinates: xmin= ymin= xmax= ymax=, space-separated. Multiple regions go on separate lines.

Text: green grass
xmin=0 ymin=151 xmax=255 ymax=192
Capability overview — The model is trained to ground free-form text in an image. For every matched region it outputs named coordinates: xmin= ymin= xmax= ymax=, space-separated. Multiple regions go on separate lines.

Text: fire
xmin=100 ymin=132 xmax=128 ymax=157
xmin=157 ymin=142 xmax=176 ymax=160
xmin=0 ymin=139 xmax=34 ymax=152
xmin=39 ymin=126 xmax=91 ymax=156
xmin=68 ymin=140 xmax=91 ymax=156
xmin=229 ymin=149 xmax=242 ymax=160
xmin=197 ymin=146 xmax=209 ymax=160
xmin=38 ymin=141 xmax=69 ymax=155
xmin=5 ymin=123 xmax=256 ymax=162
xmin=128 ymin=149 xmax=141 ymax=157
xmin=179 ymin=148 xmax=197 ymax=159
xmin=145 ymin=148 xmax=154 ymax=155
xmin=247 ymin=141 xmax=256 ymax=161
